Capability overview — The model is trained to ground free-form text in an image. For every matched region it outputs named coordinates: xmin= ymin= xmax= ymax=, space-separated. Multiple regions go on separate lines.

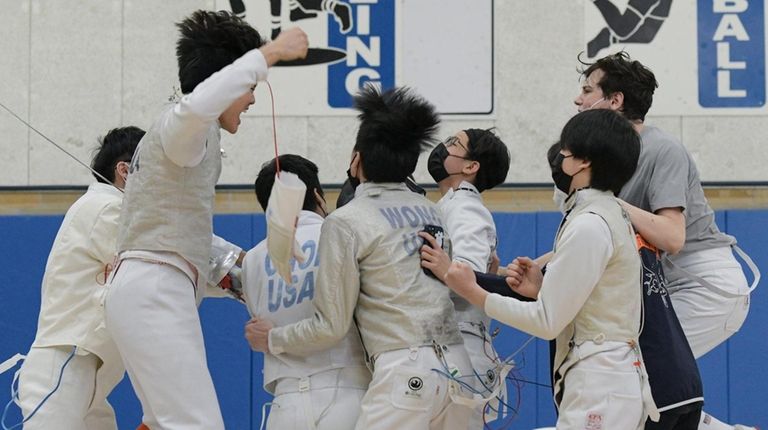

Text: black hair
xmin=254 ymin=154 xmax=323 ymax=212
xmin=91 ymin=126 xmax=145 ymax=184
xmin=353 ymin=86 xmax=440 ymax=183
xmin=559 ymin=109 xmax=640 ymax=194
xmin=176 ymin=10 xmax=264 ymax=94
xmin=463 ymin=128 xmax=510 ymax=192
xmin=580 ymin=51 xmax=658 ymax=121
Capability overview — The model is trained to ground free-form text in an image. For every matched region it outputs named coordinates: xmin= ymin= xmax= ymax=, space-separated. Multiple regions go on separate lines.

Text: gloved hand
xmin=266 ymin=171 xmax=306 ymax=282
xmin=208 ymin=235 xmax=245 ymax=301
xmin=218 ymin=265 xmax=245 ymax=302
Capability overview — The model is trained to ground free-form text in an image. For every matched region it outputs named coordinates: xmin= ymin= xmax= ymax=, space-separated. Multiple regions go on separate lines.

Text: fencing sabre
xmin=0 ymin=100 xmax=117 ymax=189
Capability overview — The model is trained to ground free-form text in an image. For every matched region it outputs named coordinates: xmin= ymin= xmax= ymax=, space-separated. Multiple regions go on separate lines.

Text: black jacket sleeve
xmin=474 ymin=271 xmax=535 ymax=302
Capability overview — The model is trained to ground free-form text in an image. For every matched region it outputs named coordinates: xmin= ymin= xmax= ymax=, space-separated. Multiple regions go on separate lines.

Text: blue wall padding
xmin=0 ymin=210 xmax=765 ymax=429
xmin=0 ymin=215 xmax=62 ymax=426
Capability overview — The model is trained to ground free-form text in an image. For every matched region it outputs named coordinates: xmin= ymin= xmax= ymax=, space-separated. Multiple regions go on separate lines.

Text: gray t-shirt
xmin=619 ymin=125 xmax=736 ymax=263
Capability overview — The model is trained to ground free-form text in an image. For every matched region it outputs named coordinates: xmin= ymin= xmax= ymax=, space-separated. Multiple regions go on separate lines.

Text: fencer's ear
xmin=576 ymin=158 xmax=592 ymax=171
xmin=350 ymin=152 xmax=364 ymax=180
xmin=608 ymin=92 xmax=624 ymax=111
xmin=116 ymin=161 xmax=130 ymax=179
xmin=463 ymin=160 xmax=480 ymax=176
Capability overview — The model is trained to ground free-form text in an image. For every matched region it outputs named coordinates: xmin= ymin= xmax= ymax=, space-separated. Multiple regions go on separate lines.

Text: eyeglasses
xmin=443 ymin=136 xmax=472 ymax=160
xmin=443 ymin=136 xmax=468 ymax=152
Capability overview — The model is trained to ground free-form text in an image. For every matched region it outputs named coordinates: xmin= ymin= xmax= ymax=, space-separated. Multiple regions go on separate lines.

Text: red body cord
xmin=265 ymin=81 xmax=281 ymax=176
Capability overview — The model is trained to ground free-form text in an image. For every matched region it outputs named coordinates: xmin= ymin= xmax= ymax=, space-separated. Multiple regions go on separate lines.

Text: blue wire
xmin=429 ymin=335 xmax=538 ymax=429
xmin=1 ymin=346 xmax=77 ymax=430
xmin=431 ymin=368 xmax=480 ymax=393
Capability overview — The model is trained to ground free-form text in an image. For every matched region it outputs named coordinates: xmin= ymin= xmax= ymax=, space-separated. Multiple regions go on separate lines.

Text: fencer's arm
xmin=619 ymin=201 xmax=685 ymax=254
xmin=474 ymin=272 xmax=534 ymax=302
xmin=484 ymin=214 xmax=612 ymax=340
xmin=499 ymin=252 xmax=552 ymax=277
xmin=206 ymin=235 xmax=245 ymax=300
xmin=89 ymin=199 xmax=122 ymax=264
xmin=268 ymin=216 xmax=359 ymax=355
xmin=619 ymin=140 xmax=688 ymax=254
xmin=159 ymin=49 xmax=269 ymax=167
xmin=444 ymin=200 xmax=493 ymax=272
xmin=534 ymin=251 xmax=553 ymax=267
xmin=259 ymin=28 xmax=309 ymax=66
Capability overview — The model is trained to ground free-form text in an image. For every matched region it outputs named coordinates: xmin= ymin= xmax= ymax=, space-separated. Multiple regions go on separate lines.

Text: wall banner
xmin=584 ymin=0 xmax=767 ymax=115
xmin=218 ymin=0 xmax=494 ymax=116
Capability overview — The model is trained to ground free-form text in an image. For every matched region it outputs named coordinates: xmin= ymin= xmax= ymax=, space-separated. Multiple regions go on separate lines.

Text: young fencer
xmin=424 ymin=110 xmax=660 ymax=430
xmin=104 ymin=10 xmax=307 ymax=429
xmin=244 ymin=155 xmax=370 ymax=430
xmin=246 ymin=86 xmax=476 ymax=430
xmin=426 ymin=128 xmax=510 ymax=425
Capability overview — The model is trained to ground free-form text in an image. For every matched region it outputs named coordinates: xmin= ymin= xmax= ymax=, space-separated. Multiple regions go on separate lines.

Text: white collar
xmin=88 ymin=182 xmax=123 ymax=197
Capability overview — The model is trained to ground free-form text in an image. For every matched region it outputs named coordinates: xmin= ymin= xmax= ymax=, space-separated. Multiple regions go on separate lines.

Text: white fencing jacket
xmin=32 ymin=182 xmax=124 ymax=389
xmin=243 ymin=211 xmax=369 ymax=393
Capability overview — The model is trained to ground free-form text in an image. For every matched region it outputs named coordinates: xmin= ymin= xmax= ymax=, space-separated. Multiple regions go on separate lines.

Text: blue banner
xmin=698 ymin=0 xmax=766 ymax=108
xmin=327 ymin=0 xmax=395 ymax=108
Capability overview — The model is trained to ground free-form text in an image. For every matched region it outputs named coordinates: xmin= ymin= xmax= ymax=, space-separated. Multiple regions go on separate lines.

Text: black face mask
xmin=346 ymin=167 xmax=360 ymax=189
xmin=551 ymin=153 xmax=574 ymax=194
xmin=336 ymin=168 xmax=360 ymax=209
xmin=405 ymin=176 xmax=426 ymax=196
xmin=427 ymin=144 xmax=452 ymax=183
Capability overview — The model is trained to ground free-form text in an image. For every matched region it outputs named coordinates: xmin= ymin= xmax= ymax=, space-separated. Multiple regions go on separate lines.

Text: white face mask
xmin=553 ymin=186 xmax=569 ymax=214
xmin=584 ymin=97 xmax=608 ymax=111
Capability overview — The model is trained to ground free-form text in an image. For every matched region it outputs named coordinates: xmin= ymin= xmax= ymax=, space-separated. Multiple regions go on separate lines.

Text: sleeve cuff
xmin=248 ymin=49 xmax=270 ymax=82
xmin=267 ymin=330 xmax=284 ymax=355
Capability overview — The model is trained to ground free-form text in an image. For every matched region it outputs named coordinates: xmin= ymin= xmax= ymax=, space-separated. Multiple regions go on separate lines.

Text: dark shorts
xmin=645 ymin=402 xmax=703 ymax=430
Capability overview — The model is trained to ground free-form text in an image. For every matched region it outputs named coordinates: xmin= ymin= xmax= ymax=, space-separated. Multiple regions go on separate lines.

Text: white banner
xmin=583 ymin=0 xmax=766 ymax=116
xmin=215 ymin=0 xmax=494 ymax=116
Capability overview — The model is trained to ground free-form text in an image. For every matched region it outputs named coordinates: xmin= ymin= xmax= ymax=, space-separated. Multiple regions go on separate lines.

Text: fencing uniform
xmin=18 ymin=182 xmax=125 ymax=430
xmin=104 ymin=49 xmax=268 ymax=430
xmin=619 ymin=126 xmax=756 ymax=358
xmin=243 ymin=210 xmax=370 ymax=430
xmin=484 ymin=189 xmax=658 ymax=430
xmin=268 ymin=183 xmax=474 ymax=430
xmin=436 ymin=181 xmax=505 ymax=426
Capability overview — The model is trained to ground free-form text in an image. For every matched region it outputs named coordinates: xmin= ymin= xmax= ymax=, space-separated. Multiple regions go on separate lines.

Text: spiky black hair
xmin=353 ymin=85 xmax=440 ymax=183
xmin=176 ymin=10 xmax=264 ymax=94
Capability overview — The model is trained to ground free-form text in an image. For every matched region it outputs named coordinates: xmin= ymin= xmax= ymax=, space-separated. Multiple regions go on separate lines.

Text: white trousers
xmin=266 ymin=367 xmax=370 ymax=430
xmin=557 ymin=347 xmax=645 ymax=430
xmin=666 ymin=246 xmax=751 ymax=358
xmin=17 ymin=346 xmax=117 ymax=430
xmin=461 ymin=331 xmax=504 ymax=428
xmin=104 ymin=259 xmax=224 ymax=430
xmin=266 ymin=387 xmax=366 ymax=430
xmin=355 ymin=344 xmax=474 ymax=430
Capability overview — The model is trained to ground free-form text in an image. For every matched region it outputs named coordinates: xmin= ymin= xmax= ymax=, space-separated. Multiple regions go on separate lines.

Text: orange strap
xmin=635 ymin=233 xmax=659 ymax=256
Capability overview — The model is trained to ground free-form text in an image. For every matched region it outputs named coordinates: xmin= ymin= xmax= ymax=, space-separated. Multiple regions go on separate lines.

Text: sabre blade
xmin=0 ymin=100 xmax=119 ymax=189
